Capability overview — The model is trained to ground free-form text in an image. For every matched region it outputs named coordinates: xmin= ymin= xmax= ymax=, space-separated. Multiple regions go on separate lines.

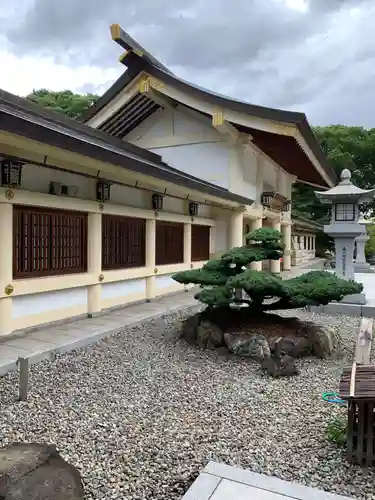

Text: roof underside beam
xmin=139 ymin=80 xmax=177 ymax=110
xmin=212 ymin=112 xmax=241 ymax=143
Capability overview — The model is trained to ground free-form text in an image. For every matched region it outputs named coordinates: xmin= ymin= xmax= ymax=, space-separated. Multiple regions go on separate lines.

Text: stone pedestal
xmin=354 ymin=233 xmax=373 ymax=273
xmin=0 ymin=443 xmax=84 ymax=500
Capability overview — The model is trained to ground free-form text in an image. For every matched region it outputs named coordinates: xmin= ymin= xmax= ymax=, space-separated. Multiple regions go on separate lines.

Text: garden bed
xmin=0 ymin=307 xmax=372 ymax=500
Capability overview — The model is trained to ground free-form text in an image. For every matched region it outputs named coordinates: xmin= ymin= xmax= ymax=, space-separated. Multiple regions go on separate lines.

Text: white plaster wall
xmin=109 ymin=184 xmax=148 ymax=209
xmin=263 ymin=160 xmax=277 ymax=190
xmin=22 ymin=164 xmax=96 ymax=200
xmin=155 ymin=274 xmax=177 ymax=289
xmin=126 ymin=108 xmax=223 ymax=145
xmin=101 ymin=279 xmax=146 ymax=299
xmin=163 ymin=196 xmax=185 ymax=214
xmin=20 ymin=164 xmax=185 ymax=214
xmin=150 ymin=143 xmax=230 ymax=189
xmin=196 ymin=204 xmax=211 ymax=218
xmin=126 ymin=108 xmax=231 ymax=189
xmin=278 ymin=170 xmax=289 ymax=198
xmin=12 ymin=287 xmax=88 ymax=319
xmin=215 ymin=219 xmax=228 ymax=253
xmin=230 ymin=145 xmax=257 ymax=201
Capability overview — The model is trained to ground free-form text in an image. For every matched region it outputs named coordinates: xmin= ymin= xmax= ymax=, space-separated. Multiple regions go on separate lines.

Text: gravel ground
xmin=0 ymin=307 xmax=374 ymax=500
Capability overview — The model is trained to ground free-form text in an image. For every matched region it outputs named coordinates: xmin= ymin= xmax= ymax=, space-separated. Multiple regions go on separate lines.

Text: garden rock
xmin=261 ymin=351 xmax=299 ymax=377
xmin=180 ymin=313 xmax=201 ymax=344
xmin=303 ymin=322 xmax=340 ymax=358
xmin=268 ymin=335 xmax=312 ymax=358
xmin=0 ymin=443 xmax=84 ymax=500
xmin=196 ymin=320 xmax=224 ymax=348
xmin=224 ymin=333 xmax=270 ymax=361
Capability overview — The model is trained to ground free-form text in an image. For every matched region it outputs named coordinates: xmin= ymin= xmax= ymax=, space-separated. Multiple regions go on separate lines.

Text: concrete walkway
xmin=0 ymin=259 xmax=324 ymax=378
xmin=183 ymin=462 xmax=353 ymax=500
xmin=0 ymin=291 xmax=198 ymax=376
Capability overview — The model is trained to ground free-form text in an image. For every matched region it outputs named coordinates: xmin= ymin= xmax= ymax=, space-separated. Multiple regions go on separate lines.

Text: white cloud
xmin=0 ymin=46 xmax=121 ymax=96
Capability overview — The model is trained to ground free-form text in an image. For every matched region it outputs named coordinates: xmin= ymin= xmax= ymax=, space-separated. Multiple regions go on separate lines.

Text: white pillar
xmin=183 ymin=223 xmax=192 ymax=292
xmin=282 ymin=223 xmax=292 ymax=271
xmin=250 ymin=217 xmax=263 ymax=271
xmin=229 ymin=211 xmax=244 ymax=302
xmin=184 ymin=223 xmax=192 ymax=264
xmin=0 ymin=204 xmax=13 ymax=336
xmin=146 ymin=219 xmax=156 ymax=301
xmin=229 ymin=211 xmax=244 ymax=248
xmin=270 ymin=220 xmax=281 ymax=273
xmin=87 ymin=213 xmax=102 ymax=317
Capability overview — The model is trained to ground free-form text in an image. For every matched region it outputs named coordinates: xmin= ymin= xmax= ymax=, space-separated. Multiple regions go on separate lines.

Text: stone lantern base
xmin=354 ymin=262 xmax=374 ymax=273
xmin=340 ymin=292 xmax=367 ymax=305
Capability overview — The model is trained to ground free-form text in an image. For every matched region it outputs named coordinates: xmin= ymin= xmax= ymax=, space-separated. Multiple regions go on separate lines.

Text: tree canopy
xmin=293 ymin=125 xmax=375 ymax=221
xmin=173 ymin=227 xmax=362 ymax=310
xmin=26 ymin=89 xmax=99 ymax=120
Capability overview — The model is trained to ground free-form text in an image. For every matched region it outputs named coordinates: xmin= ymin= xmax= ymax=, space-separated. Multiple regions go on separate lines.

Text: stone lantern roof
xmin=315 ymin=169 xmax=375 ymax=204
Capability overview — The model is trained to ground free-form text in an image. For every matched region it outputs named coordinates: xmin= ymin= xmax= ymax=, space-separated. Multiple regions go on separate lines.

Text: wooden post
xmin=355 ymin=317 xmax=373 ymax=365
xmin=18 ymin=357 xmax=29 ymax=402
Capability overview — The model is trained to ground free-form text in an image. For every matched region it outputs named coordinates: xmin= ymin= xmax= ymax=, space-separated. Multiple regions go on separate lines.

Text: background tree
xmin=365 ymin=224 xmax=375 ymax=258
xmin=26 ymin=89 xmax=99 ymax=120
xmin=293 ymin=125 xmax=375 ymax=221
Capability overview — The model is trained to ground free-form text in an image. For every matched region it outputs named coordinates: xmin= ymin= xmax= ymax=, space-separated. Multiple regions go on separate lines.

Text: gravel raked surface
xmin=0 ymin=307 xmax=373 ymax=500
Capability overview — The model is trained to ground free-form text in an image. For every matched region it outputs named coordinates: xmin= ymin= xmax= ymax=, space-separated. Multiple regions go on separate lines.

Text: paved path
xmin=183 ymin=462 xmax=353 ymax=500
xmin=0 ymin=291 xmax=198 ymax=376
xmin=0 ymin=259 xmax=324 ymax=377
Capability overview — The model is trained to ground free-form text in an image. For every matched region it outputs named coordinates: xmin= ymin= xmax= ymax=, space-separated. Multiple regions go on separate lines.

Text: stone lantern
xmin=354 ymin=217 xmax=373 ymax=273
xmin=315 ymin=169 xmax=375 ymax=285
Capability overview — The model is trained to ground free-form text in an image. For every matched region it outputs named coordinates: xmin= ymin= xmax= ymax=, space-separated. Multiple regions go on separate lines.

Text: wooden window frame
xmin=191 ymin=224 xmax=210 ymax=262
xmin=13 ymin=205 xmax=87 ymax=279
xmin=102 ymin=214 xmax=146 ymax=271
xmin=155 ymin=221 xmax=184 ymax=266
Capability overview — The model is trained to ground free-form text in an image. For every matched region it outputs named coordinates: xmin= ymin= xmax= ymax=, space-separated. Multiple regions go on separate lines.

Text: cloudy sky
xmin=0 ymin=0 xmax=374 ymax=127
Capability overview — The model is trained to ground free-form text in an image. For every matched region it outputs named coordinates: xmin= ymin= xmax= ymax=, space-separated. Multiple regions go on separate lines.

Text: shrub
xmin=173 ymin=228 xmax=363 ymax=310
xmin=327 ymin=416 xmax=347 ymax=447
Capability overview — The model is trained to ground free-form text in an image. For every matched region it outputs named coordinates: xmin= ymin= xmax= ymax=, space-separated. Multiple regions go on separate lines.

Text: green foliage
xmin=365 ymin=224 xmax=375 ymax=258
xmin=327 ymin=416 xmax=347 ymax=447
xmin=293 ymin=125 xmax=375 ymax=225
xmin=195 ymin=286 xmax=233 ymax=307
xmin=228 ymin=270 xmax=287 ymax=303
xmin=282 ymin=271 xmax=363 ymax=308
xmin=26 ymin=89 xmax=99 ymax=120
xmin=173 ymin=228 xmax=363 ymax=310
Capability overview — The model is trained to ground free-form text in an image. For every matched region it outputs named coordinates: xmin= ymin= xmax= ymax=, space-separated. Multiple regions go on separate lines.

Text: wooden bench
xmin=339 ymin=317 xmax=374 ymax=466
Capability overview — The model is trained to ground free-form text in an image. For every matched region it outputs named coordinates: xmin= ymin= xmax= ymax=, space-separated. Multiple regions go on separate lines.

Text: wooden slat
xmin=191 ymin=225 xmax=210 ymax=262
xmin=155 ymin=221 xmax=184 ymax=266
xmin=357 ymin=402 xmax=365 ymax=462
xmin=366 ymin=403 xmax=373 ymax=465
xmin=350 ymin=362 xmax=357 ymax=398
xmin=355 ymin=317 xmax=373 ymax=365
xmin=347 ymin=402 xmax=354 ymax=458
xmin=13 ymin=205 xmax=87 ymax=278
xmin=102 ymin=215 xmax=146 ymax=270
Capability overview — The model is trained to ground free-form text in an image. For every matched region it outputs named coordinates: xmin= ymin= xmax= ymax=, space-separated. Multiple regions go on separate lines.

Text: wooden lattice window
xmin=13 ymin=205 xmax=87 ymax=279
xmin=102 ymin=215 xmax=146 ymax=270
xmin=155 ymin=221 xmax=184 ymax=266
xmin=191 ymin=225 xmax=210 ymax=262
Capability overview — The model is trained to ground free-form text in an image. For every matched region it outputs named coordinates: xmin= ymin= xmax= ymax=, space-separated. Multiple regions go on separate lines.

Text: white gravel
xmin=0 ymin=307 xmax=374 ymax=500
